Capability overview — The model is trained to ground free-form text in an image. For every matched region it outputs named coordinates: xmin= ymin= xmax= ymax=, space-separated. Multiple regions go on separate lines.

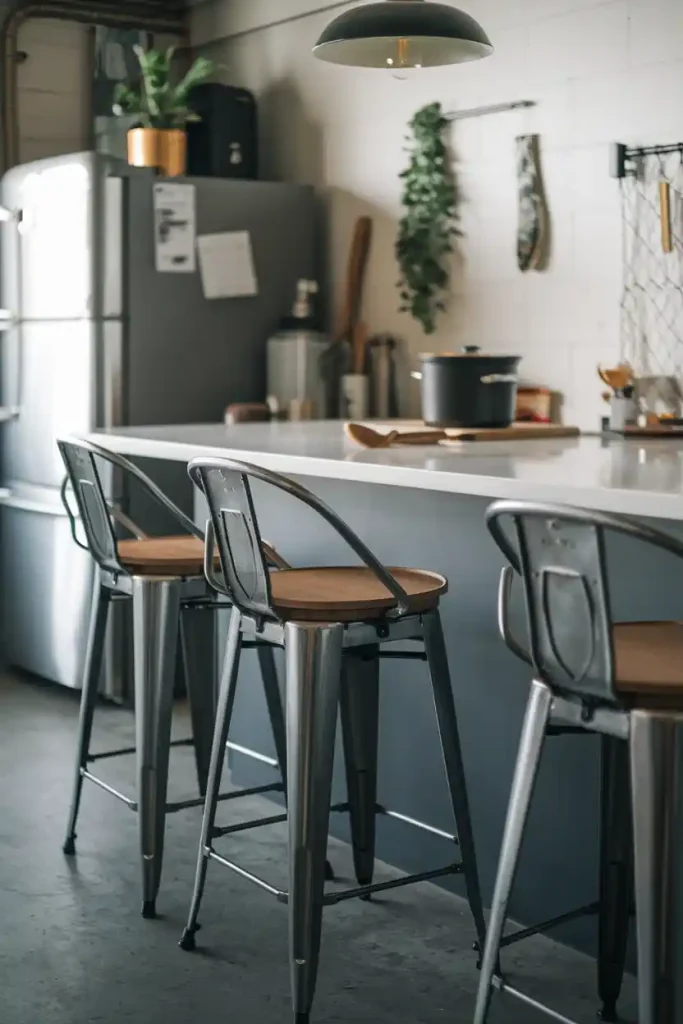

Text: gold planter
xmin=127 ymin=128 xmax=187 ymax=178
xmin=161 ymin=129 xmax=187 ymax=178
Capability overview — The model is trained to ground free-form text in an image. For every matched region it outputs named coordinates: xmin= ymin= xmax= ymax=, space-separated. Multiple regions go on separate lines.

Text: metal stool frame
xmin=181 ymin=456 xmax=486 ymax=1024
xmin=475 ymin=498 xmax=683 ymax=1024
xmin=58 ymin=437 xmax=289 ymax=919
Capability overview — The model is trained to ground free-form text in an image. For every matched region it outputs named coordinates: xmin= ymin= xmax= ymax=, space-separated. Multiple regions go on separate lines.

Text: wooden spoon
xmin=352 ymin=320 xmax=368 ymax=375
xmin=345 ymin=423 xmax=447 ymax=448
xmin=597 ymin=364 xmax=633 ymax=392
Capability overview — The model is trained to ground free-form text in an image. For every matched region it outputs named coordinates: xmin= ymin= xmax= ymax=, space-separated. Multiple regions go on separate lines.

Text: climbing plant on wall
xmin=396 ymin=101 xmax=461 ymax=335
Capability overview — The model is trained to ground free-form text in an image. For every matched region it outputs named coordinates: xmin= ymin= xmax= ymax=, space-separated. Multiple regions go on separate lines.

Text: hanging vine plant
xmin=396 ymin=102 xmax=461 ymax=335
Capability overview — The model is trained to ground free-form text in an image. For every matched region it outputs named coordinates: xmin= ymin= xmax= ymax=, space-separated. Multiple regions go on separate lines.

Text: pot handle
xmin=481 ymin=374 xmax=519 ymax=385
xmin=411 ymin=371 xmax=423 ymax=381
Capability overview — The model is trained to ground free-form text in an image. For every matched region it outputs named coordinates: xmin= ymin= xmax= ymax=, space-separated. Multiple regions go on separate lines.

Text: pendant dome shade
xmin=313 ymin=0 xmax=493 ymax=69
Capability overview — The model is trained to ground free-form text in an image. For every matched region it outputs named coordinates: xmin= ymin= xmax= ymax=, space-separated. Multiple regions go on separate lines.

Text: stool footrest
xmin=323 ymin=864 xmax=463 ymax=905
xmin=205 ymin=841 xmax=462 ymax=907
xmin=475 ymin=901 xmax=600 ymax=953
xmin=493 ymin=976 xmax=581 ymax=1024
xmin=87 ymin=738 xmax=194 ymax=763
xmin=212 ymin=800 xmax=347 ymax=839
xmin=208 ymin=848 xmax=287 ymax=900
xmin=80 ymin=768 xmax=279 ymax=817
xmin=80 ymin=769 xmax=137 ymax=810
xmin=377 ymin=651 xmax=427 ymax=661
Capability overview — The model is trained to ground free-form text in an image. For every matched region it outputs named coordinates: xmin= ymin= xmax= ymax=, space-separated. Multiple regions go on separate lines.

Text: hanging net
xmin=620 ymin=150 xmax=683 ymax=413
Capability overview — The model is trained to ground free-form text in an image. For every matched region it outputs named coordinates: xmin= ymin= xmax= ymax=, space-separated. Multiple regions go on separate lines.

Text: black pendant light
xmin=313 ymin=0 xmax=493 ymax=69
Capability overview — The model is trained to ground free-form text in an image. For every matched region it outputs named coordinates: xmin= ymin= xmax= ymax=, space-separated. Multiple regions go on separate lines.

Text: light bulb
xmin=389 ymin=37 xmax=424 ymax=80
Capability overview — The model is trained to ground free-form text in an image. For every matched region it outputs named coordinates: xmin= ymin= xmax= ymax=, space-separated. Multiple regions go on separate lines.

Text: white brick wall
xmin=193 ymin=0 xmax=683 ymax=428
xmin=17 ymin=18 xmax=90 ymax=165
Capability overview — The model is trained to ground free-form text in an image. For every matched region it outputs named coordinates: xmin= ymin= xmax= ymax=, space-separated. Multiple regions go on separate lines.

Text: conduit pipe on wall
xmin=1 ymin=0 xmax=187 ymax=171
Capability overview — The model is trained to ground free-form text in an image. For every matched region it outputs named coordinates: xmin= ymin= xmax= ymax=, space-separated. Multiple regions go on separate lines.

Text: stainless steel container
xmin=267 ymin=329 xmax=329 ymax=419
xmin=266 ymin=280 xmax=330 ymax=419
xmin=368 ymin=334 xmax=399 ymax=418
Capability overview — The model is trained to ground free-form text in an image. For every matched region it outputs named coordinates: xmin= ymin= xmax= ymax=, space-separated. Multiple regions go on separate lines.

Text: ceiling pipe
xmin=1 ymin=0 xmax=188 ymax=171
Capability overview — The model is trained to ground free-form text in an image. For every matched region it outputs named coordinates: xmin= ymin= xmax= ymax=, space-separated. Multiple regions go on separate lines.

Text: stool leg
xmin=180 ymin=603 xmax=217 ymax=798
xmin=340 ymin=645 xmax=380 ymax=890
xmin=63 ymin=578 xmax=110 ymax=855
xmin=473 ymin=679 xmax=552 ymax=1024
xmin=423 ymin=610 xmax=486 ymax=949
xmin=285 ymin=622 xmax=343 ymax=1024
xmin=598 ymin=735 xmax=632 ymax=1023
xmin=629 ymin=709 xmax=683 ymax=1024
xmin=132 ymin=576 xmax=181 ymax=920
xmin=180 ymin=609 xmax=243 ymax=951
xmin=258 ymin=643 xmax=288 ymax=794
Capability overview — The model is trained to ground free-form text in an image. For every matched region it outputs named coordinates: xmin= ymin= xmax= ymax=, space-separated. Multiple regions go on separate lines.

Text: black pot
xmin=414 ymin=346 xmax=521 ymax=428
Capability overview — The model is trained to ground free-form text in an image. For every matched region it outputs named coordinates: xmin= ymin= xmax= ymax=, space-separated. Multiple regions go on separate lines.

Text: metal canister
xmin=266 ymin=279 xmax=331 ymax=419
xmin=368 ymin=334 xmax=399 ymax=419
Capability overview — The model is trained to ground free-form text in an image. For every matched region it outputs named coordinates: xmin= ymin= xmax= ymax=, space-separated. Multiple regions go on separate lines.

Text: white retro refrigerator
xmin=0 ymin=151 xmax=319 ymax=694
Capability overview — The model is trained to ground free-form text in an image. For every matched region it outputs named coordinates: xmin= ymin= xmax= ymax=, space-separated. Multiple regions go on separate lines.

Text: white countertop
xmin=88 ymin=421 xmax=683 ymax=521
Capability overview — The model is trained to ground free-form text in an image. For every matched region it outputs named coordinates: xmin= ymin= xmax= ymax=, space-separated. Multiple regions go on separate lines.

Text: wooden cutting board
xmin=614 ymin=425 xmax=683 ymax=437
xmin=359 ymin=421 xmax=580 ymax=443
xmin=441 ymin=423 xmax=580 ymax=443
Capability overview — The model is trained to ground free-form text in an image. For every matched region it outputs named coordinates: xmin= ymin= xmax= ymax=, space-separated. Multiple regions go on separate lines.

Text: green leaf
xmin=113 ymin=47 xmax=217 ymax=129
xmin=395 ymin=101 xmax=461 ymax=335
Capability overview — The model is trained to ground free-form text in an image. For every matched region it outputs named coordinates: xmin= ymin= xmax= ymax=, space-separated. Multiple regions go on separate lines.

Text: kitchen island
xmin=89 ymin=421 xmax=683 ymax=954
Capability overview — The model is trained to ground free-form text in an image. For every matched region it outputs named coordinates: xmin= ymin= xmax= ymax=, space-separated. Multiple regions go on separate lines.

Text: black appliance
xmin=187 ymin=83 xmax=258 ymax=180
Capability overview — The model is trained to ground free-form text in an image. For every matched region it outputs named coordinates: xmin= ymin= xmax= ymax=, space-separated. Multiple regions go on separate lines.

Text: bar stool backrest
xmin=188 ymin=456 xmax=412 ymax=621
xmin=58 ymin=436 xmax=202 ymax=577
xmin=486 ymin=499 xmax=683 ymax=704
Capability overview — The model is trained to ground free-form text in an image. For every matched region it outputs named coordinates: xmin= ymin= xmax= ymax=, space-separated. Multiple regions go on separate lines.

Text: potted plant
xmin=113 ymin=46 xmax=216 ymax=177
xmin=396 ymin=102 xmax=461 ymax=335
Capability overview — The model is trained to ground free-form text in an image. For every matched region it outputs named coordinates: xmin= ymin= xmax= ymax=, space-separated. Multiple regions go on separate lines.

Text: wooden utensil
xmin=320 ymin=216 xmax=373 ymax=382
xmin=352 ymin=320 xmax=368 ymax=375
xmin=339 ymin=217 xmax=372 ymax=343
xmin=345 ymin=423 xmax=447 ymax=448
xmin=597 ymin=364 xmax=633 ymax=392
xmin=660 ymin=179 xmax=673 ymax=254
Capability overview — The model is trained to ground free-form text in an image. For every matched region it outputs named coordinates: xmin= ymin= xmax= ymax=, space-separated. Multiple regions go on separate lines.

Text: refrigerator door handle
xmin=0 ymin=204 xmax=19 ymax=223
xmin=0 ymin=493 xmax=70 ymax=517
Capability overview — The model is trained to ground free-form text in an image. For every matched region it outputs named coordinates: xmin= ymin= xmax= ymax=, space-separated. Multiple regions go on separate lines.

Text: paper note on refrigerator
xmin=197 ymin=231 xmax=259 ymax=299
xmin=153 ymin=182 xmax=196 ymax=273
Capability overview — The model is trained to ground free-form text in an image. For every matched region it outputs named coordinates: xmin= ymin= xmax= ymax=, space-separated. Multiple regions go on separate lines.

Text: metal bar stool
xmin=475 ymin=499 xmax=683 ymax=1024
xmin=57 ymin=437 xmax=290 ymax=920
xmin=179 ymin=456 xmax=486 ymax=1024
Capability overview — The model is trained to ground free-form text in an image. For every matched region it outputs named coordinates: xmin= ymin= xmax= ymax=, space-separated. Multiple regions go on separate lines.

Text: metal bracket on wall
xmin=446 ymin=99 xmax=536 ymax=122
xmin=610 ymin=140 xmax=683 ymax=179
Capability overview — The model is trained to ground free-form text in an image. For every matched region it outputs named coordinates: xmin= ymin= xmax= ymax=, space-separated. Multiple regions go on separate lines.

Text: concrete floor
xmin=0 ymin=672 xmax=637 ymax=1024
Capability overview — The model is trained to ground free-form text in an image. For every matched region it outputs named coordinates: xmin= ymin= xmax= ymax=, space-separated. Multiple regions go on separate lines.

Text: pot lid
xmin=420 ymin=346 xmax=521 ymax=360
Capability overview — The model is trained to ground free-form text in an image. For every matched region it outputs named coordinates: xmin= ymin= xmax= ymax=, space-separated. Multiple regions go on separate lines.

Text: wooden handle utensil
xmin=345 ymin=422 xmax=447 ymax=448
xmin=597 ymin=363 xmax=633 ymax=392
xmin=352 ymin=321 xmax=368 ymax=375
xmin=340 ymin=217 xmax=372 ymax=341
xmin=660 ymin=180 xmax=673 ymax=254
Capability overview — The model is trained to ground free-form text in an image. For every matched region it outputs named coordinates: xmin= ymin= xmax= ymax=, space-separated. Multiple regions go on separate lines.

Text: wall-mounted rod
xmin=610 ymin=141 xmax=683 ymax=179
xmin=446 ymin=99 xmax=536 ymax=122
xmin=627 ymin=143 xmax=683 ymax=158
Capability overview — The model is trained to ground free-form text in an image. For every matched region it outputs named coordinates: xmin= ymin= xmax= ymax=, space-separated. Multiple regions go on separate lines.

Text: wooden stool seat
xmin=614 ymin=621 xmax=683 ymax=705
xmin=270 ymin=566 xmax=448 ymax=622
xmin=118 ymin=535 xmax=211 ymax=577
